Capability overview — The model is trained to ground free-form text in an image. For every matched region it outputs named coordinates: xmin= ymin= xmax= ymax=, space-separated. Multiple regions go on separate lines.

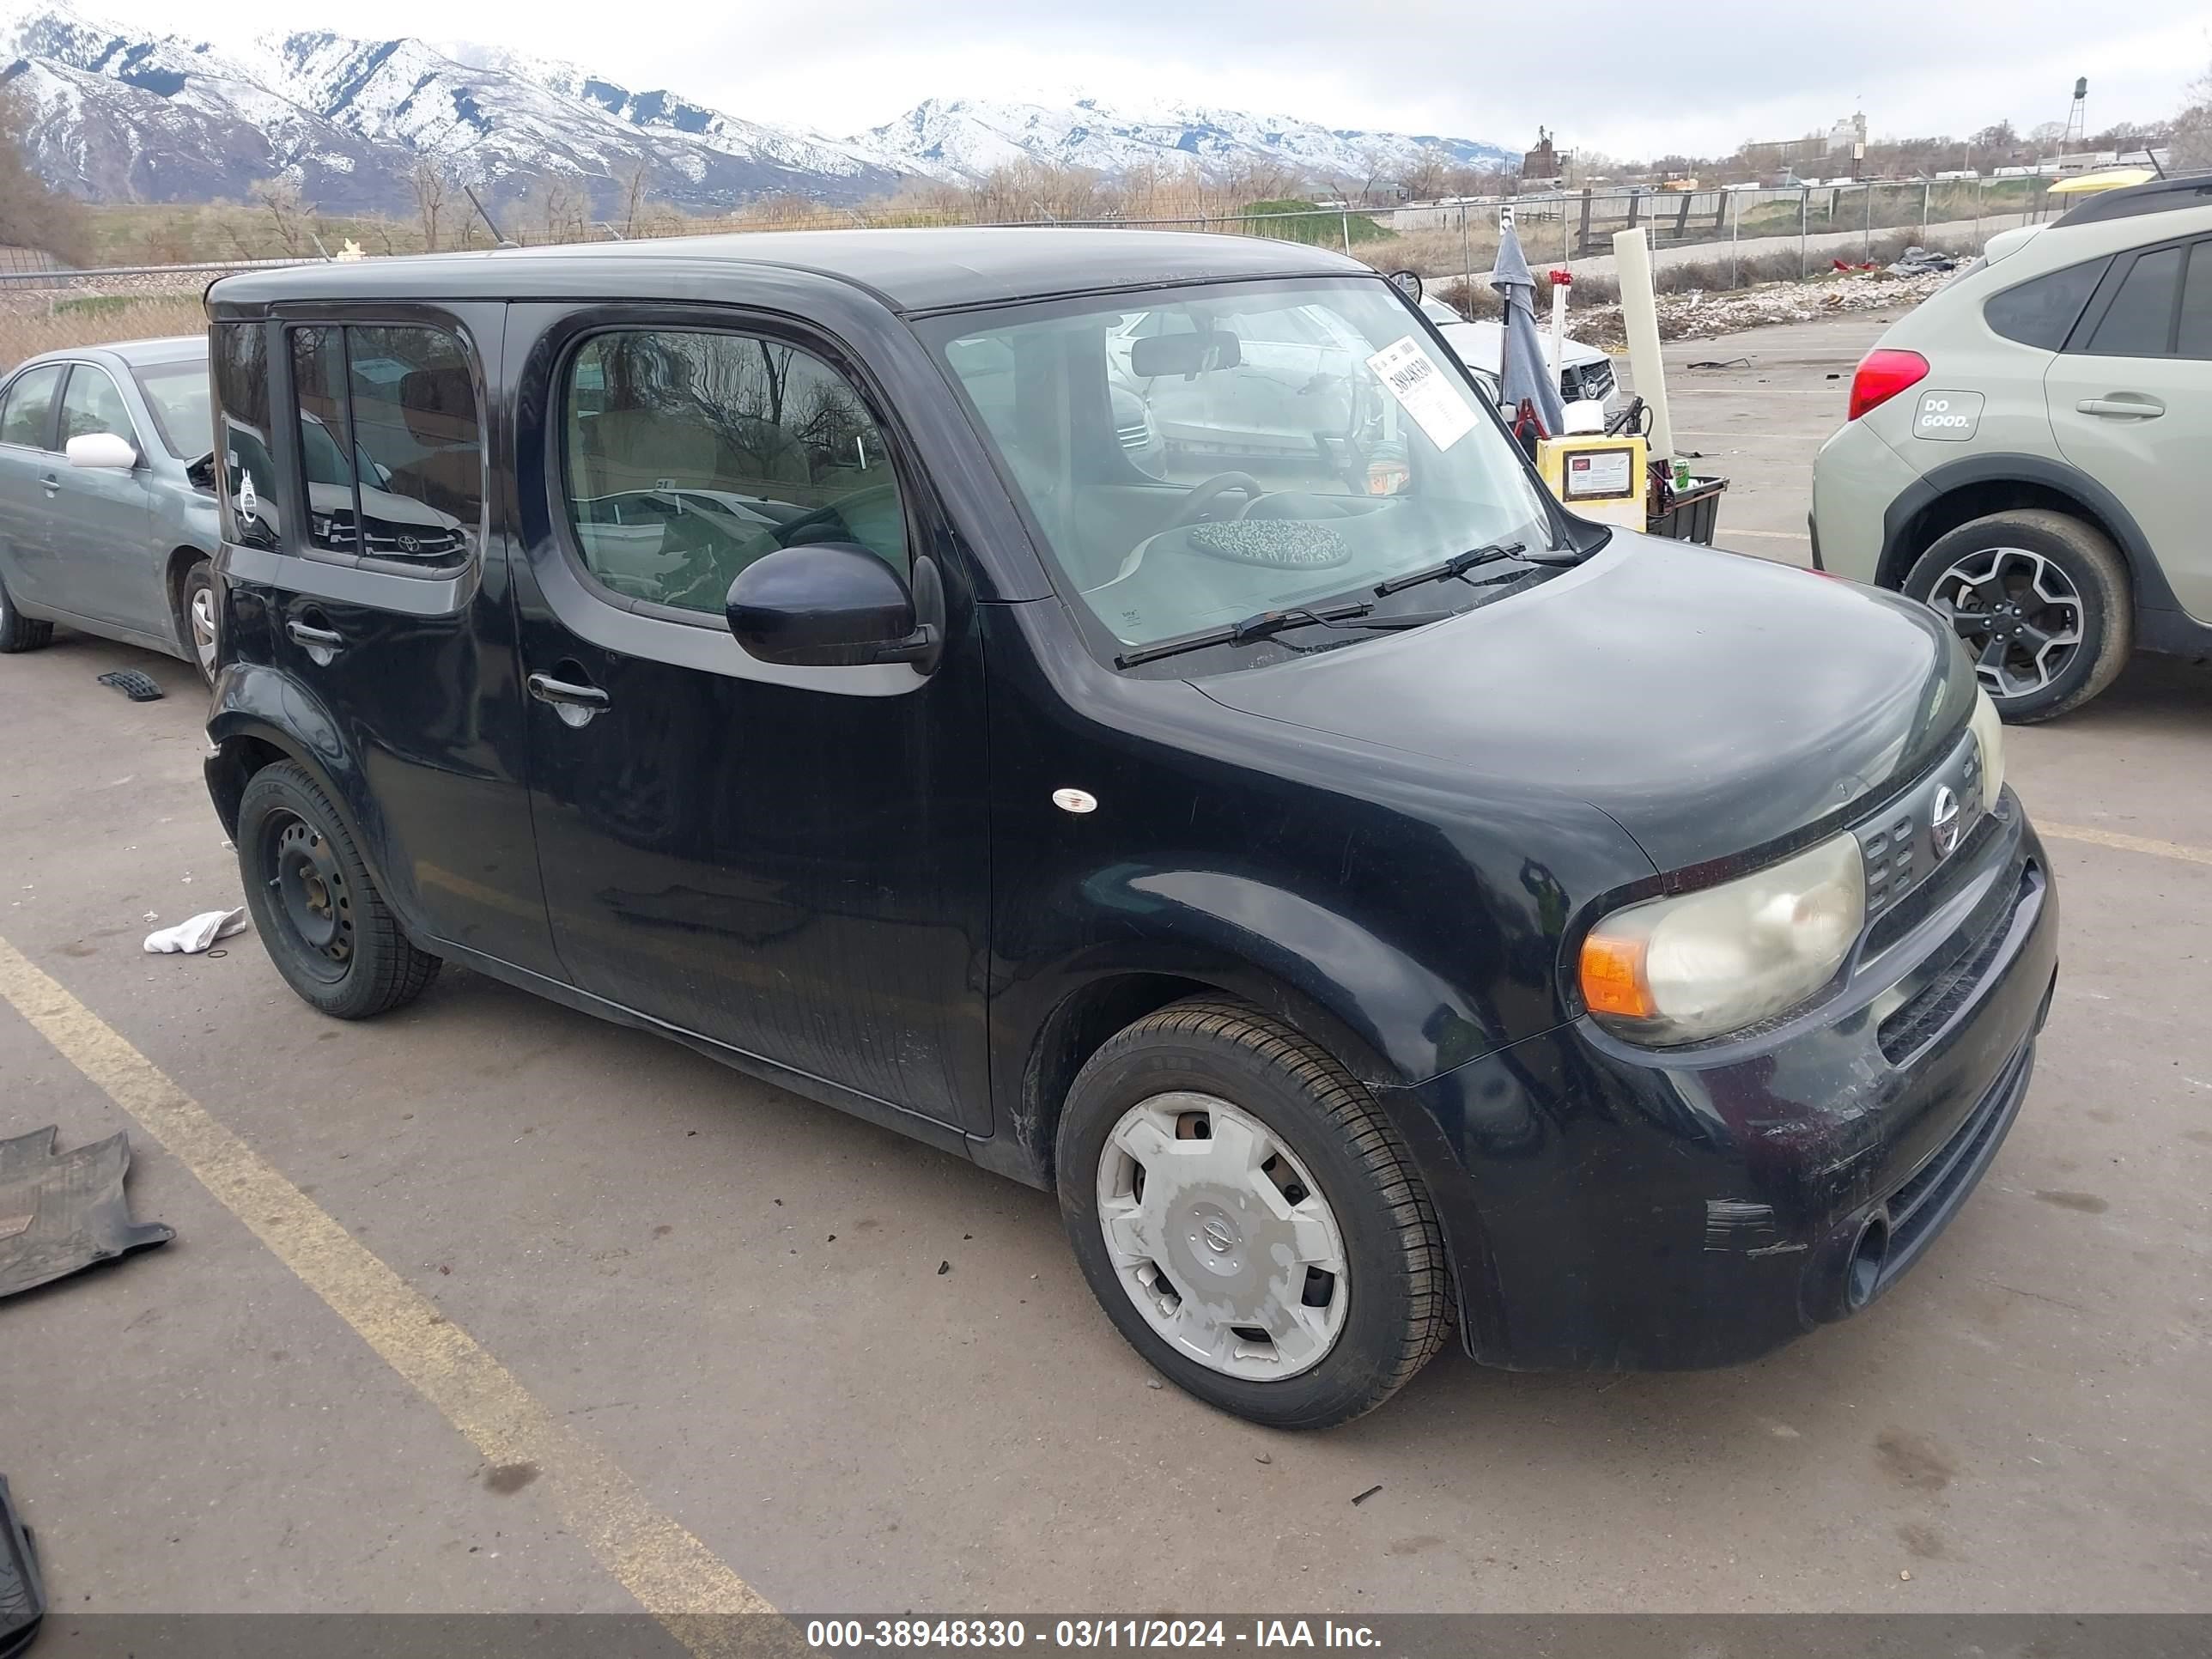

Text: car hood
xmin=1194 ymin=538 xmax=1972 ymax=872
xmin=1437 ymin=318 xmax=1607 ymax=374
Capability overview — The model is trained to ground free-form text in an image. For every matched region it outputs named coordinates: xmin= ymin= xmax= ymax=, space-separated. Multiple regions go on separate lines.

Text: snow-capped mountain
xmin=0 ymin=2 xmax=1508 ymax=219
xmin=849 ymin=96 xmax=1513 ymax=185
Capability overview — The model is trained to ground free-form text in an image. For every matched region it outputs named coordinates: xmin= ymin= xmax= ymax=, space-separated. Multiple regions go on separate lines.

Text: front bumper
xmin=1385 ymin=798 xmax=2058 ymax=1371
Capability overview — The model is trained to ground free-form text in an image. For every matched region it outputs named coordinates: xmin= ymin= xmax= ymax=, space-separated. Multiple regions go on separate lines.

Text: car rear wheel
xmin=1904 ymin=509 xmax=2130 ymax=722
xmin=1056 ymin=998 xmax=1451 ymax=1429
xmin=0 ymin=571 xmax=53 ymax=654
xmin=180 ymin=560 xmax=218 ymax=684
xmin=236 ymin=761 xmax=441 ymax=1019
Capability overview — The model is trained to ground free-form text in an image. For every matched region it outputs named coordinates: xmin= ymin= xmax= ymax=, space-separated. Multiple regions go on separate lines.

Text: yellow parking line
xmin=0 ymin=933 xmax=775 ymax=1648
xmin=2039 ymin=822 xmax=2212 ymax=868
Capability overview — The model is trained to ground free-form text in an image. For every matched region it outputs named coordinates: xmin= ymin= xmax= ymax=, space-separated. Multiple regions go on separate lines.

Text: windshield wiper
xmin=1374 ymin=540 xmax=1528 ymax=596
xmin=1115 ymin=602 xmax=1449 ymax=669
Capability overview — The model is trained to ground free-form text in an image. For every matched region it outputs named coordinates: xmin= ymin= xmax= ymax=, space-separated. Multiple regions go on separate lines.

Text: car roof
xmin=2051 ymin=173 xmax=2212 ymax=228
xmin=7 ymin=334 xmax=204 ymax=375
xmin=207 ymin=227 xmax=1375 ymax=316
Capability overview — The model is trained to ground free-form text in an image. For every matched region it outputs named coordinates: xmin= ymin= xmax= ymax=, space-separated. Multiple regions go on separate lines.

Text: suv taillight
xmin=1847 ymin=349 xmax=1929 ymax=421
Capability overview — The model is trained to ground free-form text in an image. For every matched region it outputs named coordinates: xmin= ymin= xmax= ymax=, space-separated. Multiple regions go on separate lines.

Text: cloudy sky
xmin=84 ymin=0 xmax=2211 ymax=155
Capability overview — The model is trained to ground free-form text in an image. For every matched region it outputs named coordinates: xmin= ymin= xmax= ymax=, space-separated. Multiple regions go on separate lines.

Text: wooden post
xmin=1576 ymin=188 xmax=1593 ymax=258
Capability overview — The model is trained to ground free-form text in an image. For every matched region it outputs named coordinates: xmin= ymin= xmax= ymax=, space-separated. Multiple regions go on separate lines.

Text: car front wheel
xmin=1904 ymin=509 xmax=2131 ymax=722
xmin=180 ymin=559 xmax=218 ymax=684
xmin=1056 ymin=999 xmax=1451 ymax=1429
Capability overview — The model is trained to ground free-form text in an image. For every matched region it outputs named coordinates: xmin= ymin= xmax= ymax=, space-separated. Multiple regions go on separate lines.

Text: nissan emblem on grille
xmin=1930 ymin=786 xmax=1962 ymax=858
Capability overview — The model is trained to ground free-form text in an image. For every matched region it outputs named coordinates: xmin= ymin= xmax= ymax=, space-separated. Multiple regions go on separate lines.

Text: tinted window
xmin=0 ymin=364 xmax=62 ymax=449
xmin=131 ymin=360 xmax=211 ymax=458
xmin=346 ymin=325 xmax=480 ymax=563
xmin=2180 ymin=242 xmax=2212 ymax=361
xmin=58 ymin=366 xmax=137 ymax=448
xmin=561 ymin=330 xmax=907 ymax=617
xmin=1984 ymin=258 xmax=2107 ymax=349
xmin=2085 ymin=246 xmax=2184 ymax=356
xmin=291 ymin=327 xmax=356 ymax=554
xmin=212 ymin=324 xmax=279 ymax=550
xmin=283 ymin=324 xmax=481 ymax=567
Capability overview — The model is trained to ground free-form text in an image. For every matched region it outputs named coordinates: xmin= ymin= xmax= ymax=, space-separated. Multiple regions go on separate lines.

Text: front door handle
xmin=39 ymin=472 xmax=58 ymax=495
xmin=2076 ymin=395 xmax=2165 ymax=419
xmin=527 ymin=672 xmax=611 ymax=727
xmin=288 ymin=620 xmax=343 ymax=648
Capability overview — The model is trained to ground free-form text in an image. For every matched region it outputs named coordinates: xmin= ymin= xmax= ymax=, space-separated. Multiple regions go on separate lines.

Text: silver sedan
xmin=0 ymin=335 xmax=222 ymax=682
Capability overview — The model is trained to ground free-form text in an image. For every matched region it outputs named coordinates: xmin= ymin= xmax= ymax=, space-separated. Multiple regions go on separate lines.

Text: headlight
xmin=1968 ymin=685 xmax=2006 ymax=808
xmin=1579 ymin=833 xmax=1866 ymax=1045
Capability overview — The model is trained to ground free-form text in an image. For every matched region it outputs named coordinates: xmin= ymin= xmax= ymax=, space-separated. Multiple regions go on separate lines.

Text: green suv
xmin=1812 ymin=175 xmax=2212 ymax=720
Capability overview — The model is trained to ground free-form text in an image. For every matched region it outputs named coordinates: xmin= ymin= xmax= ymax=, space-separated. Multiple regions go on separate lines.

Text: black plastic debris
xmin=94 ymin=669 xmax=163 ymax=702
xmin=0 ymin=1128 xmax=173 ymax=1300
xmin=0 ymin=1476 xmax=43 ymax=1659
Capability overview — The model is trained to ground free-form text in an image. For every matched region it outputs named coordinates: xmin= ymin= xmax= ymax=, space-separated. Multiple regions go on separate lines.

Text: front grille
xmin=1877 ymin=865 xmax=2037 ymax=1062
xmin=1564 ymin=360 xmax=1616 ymax=404
xmin=1857 ymin=730 xmax=1989 ymax=952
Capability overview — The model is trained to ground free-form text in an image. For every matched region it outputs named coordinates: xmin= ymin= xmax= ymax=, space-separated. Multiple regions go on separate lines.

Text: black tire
xmin=235 ymin=761 xmax=440 ymax=1019
xmin=179 ymin=558 xmax=218 ymax=686
xmin=1903 ymin=509 xmax=2131 ymax=723
xmin=0 ymin=568 xmax=53 ymax=654
xmin=1056 ymin=998 xmax=1451 ymax=1430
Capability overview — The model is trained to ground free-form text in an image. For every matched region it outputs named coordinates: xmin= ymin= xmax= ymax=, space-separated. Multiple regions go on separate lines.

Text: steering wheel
xmin=1163 ymin=471 xmax=1265 ymax=531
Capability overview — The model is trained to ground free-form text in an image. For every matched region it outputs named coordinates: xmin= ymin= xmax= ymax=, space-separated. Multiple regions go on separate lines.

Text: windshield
xmin=926 ymin=277 xmax=1557 ymax=658
xmin=131 ymin=358 xmax=212 ymax=459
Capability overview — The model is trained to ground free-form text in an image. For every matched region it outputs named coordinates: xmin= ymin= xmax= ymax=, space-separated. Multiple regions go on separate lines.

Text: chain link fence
xmin=0 ymin=174 xmax=2075 ymax=370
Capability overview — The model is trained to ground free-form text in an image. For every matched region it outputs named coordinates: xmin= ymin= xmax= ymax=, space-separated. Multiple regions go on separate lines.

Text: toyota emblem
xmin=398 ymin=534 xmax=420 ymax=555
xmin=1930 ymin=786 xmax=1961 ymax=858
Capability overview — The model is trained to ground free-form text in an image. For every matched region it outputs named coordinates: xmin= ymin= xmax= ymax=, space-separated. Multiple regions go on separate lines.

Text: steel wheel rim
xmin=1095 ymin=1091 xmax=1349 ymax=1381
xmin=1929 ymin=546 xmax=2083 ymax=700
xmin=188 ymin=585 xmax=217 ymax=676
xmin=263 ymin=811 xmax=353 ymax=980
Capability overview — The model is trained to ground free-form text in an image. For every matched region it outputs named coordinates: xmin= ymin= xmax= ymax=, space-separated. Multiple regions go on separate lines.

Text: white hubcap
xmin=1096 ymin=1092 xmax=1348 ymax=1380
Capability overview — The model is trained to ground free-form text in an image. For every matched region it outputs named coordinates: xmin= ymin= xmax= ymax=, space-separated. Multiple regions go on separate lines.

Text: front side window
xmin=58 ymin=366 xmax=137 ymax=449
xmin=0 ymin=364 xmax=63 ymax=450
xmin=130 ymin=359 xmax=212 ymax=459
xmin=927 ymin=277 xmax=1556 ymax=659
xmin=288 ymin=323 xmax=481 ymax=566
xmin=212 ymin=323 xmax=279 ymax=550
xmin=561 ymin=329 xmax=906 ymax=617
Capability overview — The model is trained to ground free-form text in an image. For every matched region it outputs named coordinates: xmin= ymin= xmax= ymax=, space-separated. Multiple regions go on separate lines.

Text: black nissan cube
xmin=200 ymin=228 xmax=2057 ymax=1428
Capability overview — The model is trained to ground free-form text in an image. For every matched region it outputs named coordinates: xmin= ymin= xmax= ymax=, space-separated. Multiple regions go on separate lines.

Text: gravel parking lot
xmin=3 ymin=307 xmax=2208 ymax=1622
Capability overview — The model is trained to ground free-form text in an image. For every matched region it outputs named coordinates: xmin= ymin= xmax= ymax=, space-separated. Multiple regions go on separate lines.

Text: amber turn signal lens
xmin=1579 ymin=933 xmax=1656 ymax=1019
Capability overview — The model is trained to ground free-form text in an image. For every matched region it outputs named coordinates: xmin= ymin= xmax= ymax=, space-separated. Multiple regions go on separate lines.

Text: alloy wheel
xmin=1095 ymin=1091 xmax=1349 ymax=1380
xmin=189 ymin=584 xmax=218 ymax=678
xmin=1928 ymin=546 xmax=2083 ymax=700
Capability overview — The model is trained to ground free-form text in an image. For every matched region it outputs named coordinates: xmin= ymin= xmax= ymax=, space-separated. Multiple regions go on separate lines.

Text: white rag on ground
xmin=143 ymin=908 xmax=248 ymax=954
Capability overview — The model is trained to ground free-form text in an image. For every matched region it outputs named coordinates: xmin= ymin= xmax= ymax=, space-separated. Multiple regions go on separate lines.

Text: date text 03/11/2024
xmin=805 ymin=1619 xmax=1384 ymax=1649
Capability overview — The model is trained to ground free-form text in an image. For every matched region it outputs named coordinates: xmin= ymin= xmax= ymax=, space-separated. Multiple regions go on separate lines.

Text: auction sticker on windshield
xmin=1365 ymin=336 xmax=1479 ymax=451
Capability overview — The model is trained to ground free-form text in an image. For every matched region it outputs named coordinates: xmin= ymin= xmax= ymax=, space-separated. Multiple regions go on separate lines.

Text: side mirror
xmin=726 ymin=544 xmax=939 ymax=670
xmin=66 ymin=432 xmax=137 ymax=471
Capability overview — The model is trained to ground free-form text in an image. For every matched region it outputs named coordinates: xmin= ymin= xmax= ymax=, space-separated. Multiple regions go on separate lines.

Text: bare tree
xmin=250 ymin=176 xmax=313 ymax=255
xmin=617 ymin=162 xmax=652 ymax=238
xmin=2174 ymin=59 xmax=2212 ymax=170
xmin=408 ymin=159 xmax=451 ymax=253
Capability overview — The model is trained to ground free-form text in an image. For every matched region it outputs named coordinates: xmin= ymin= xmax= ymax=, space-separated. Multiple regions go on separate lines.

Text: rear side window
xmin=1983 ymin=258 xmax=2107 ymax=349
xmin=2084 ymin=246 xmax=2185 ymax=357
xmin=212 ymin=323 xmax=280 ymax=551
xmin=58 ymin=366 xmax=137 ymax=448
xmin=0 ymin=364 xmax=62 ymax=449
xmin=2178 ymin=242 xmax=2212 ymax=360
xmin=287 ymin=323 xmax=482 ymax=568
xmin=559 ymin=328 xmax=907 ymax=617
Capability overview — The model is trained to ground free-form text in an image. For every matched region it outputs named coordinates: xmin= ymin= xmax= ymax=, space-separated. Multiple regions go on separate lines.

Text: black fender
xmin=983 ymin=866 xmax=1528 ymax=1191
xmin=1880 ymin=453 xmax=2166 ymax=609
xmin=203 ymin=661 xmax=431 ymax=945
